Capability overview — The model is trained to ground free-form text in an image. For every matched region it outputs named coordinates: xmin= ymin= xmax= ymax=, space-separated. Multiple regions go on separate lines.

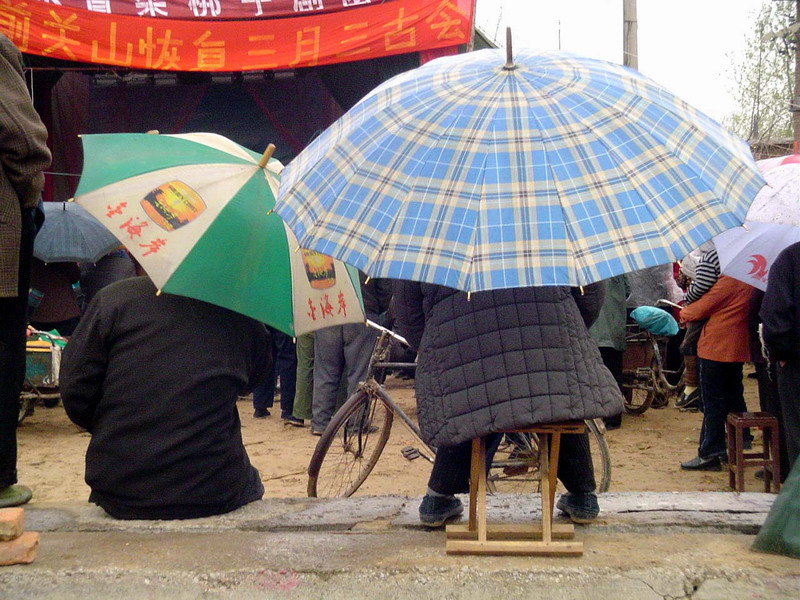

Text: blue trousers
xmin=698 ymin=358 xmax=746 ymax=459
xmin=252 ymin=328 xmax=297 ymax=418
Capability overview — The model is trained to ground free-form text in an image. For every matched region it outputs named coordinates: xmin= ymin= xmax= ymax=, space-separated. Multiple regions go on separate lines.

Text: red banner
xmin=19 ymin=0 xmax=396 ymax=20
xmin=0 ymin=0 xmax=473 ymax=71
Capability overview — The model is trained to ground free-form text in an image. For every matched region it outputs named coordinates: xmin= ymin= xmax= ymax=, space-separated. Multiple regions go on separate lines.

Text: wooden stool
xmin=445 ymin=421 xmax=585 ymax=556
xmin=725 ymin=412 xmax=780 ymax=493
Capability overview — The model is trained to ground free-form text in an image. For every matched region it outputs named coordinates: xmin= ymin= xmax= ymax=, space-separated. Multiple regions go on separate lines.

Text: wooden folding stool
xmin=446 ymin=421 xmax=586 ymax=556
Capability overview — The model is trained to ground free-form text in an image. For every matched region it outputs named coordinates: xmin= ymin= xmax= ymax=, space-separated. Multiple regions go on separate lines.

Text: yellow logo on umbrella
xmin=141 ymin=181 xmax=206 ymax=231
xmin=301 ymin=250 xmax=336 ymax=289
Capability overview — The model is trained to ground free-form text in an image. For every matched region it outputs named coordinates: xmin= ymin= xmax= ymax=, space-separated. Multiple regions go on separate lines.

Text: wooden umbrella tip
xmin=259 ymin=143 xmax=276 ymax=169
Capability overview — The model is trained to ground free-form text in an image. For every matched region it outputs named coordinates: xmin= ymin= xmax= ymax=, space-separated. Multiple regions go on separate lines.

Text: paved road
xmin=2 ymin=492 xmax=799 ymax=599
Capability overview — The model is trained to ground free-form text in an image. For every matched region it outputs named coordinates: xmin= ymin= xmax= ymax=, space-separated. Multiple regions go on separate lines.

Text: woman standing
xmin=679 ymin=275 xmax=755 ymax=470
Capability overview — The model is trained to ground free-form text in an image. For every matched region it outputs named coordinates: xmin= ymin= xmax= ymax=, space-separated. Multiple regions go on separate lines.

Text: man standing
xmin=761 ymin=240 xmax=800 ymax=475
xmin=0 ymin=34 xmax=51 ymax=508
xmin=589 ymin=274 xmax=630 ymax=428
xmin=60 ymin=272 xmax=271 ymax=519
xmin=310 ymin=272 xmax=392 ymax=435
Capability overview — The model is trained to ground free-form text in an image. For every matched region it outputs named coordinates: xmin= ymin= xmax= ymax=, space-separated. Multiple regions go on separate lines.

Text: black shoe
xmin=282 ymin=415 xmax=306 ymax=427
xmin=311 ymin=428 xmax=324 ymax=436
xmin=556 ymin=492 xmax=599 ymax=523
xmin=253 ymin=408 xmax=271 ymax=419
xmin=680 ymin=455 xmax=722 ymax=471
xmin=675 ymin=388 xmax=700 ymax=410
xmin=419 ymin=494 xmax=464 ymax=528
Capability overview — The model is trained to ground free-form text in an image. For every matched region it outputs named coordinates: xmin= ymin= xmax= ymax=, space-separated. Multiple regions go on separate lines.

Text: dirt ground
xmin=16 ymin=371 xmax=766 ymax=504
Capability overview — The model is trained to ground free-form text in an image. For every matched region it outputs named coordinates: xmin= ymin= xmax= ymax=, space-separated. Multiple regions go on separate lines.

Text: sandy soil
xmin=16 ymin=371 xmax=766 ymax=504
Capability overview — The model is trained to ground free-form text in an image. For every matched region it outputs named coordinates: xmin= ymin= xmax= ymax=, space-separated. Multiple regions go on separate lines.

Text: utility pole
xmin=623 ymin=0 xmax=638 ymax=69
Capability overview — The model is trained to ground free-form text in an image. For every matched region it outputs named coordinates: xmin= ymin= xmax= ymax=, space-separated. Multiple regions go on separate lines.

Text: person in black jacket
xmin=393 ymin=281 xmax=622 ymax=527
xmin=60 ymin=270 xmax=271 ymax=520
xmin=761 ymin=240 xmax=800 ymax=474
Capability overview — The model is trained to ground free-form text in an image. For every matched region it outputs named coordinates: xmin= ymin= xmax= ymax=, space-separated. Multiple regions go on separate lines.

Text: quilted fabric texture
xmin=393 ymin=283 xmax=623 ymax=448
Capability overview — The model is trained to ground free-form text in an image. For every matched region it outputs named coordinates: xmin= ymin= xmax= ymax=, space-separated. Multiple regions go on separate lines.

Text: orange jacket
xmin=680 ymin=276 xmax=755 ymax=363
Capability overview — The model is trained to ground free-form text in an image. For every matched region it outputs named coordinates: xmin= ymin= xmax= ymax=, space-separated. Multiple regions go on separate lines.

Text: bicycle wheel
xmin=487 ymin=420 xmax=611 ymax=494
xmin=307 ymin=387 xmax=393 ymax=498
xmin=623 ymin=358 xmax=658 ymax=415
xmin=486 ymin=432 xmax=541 ymax=494
xmin=587 ymin=418 xmax=611 ymax=493
xmin=17 ymin=391 xmax=35 ymax=426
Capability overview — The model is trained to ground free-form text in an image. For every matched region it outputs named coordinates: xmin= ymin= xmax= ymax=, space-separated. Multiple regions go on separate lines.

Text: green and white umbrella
xmin=74 ymin=132 xmax=365 ymax=336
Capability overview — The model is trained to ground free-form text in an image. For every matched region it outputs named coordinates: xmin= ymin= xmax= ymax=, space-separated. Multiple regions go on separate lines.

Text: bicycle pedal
xmin=401 ymin=446 xmax=421 ymax=461
xmin=502 ymin=465 xmax=530 ymax=477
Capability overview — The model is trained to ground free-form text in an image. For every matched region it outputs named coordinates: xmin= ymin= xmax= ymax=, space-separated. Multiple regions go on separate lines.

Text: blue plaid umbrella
xmin=34 ymin=201 xmax=120 ymax=263
xmin=275 ymin=48 xmax=765 ymax=291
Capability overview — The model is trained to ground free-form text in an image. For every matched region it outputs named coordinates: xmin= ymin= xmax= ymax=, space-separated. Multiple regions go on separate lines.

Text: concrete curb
xmin=24 ymin=491 xmax=775 ymax=534
xmin=2 ymin=493 xmax=799 ymax=600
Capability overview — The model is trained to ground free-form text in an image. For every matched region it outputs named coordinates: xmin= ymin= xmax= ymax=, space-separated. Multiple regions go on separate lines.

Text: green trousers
xmin=293 ymin=333 xmax=314 ymax=420
xmin=293 ymin=332 xmax=348 ymax=421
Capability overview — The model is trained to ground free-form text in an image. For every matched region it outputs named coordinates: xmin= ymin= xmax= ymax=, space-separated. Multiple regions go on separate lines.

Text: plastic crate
xmin=25 ymin=341 xmax=60 ymax=388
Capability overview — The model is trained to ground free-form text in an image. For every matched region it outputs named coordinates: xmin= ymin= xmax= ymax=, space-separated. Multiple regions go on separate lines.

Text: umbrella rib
xmin=376 ymin=73 xmax=505 ymax=290
xmin=513 ymin=67 xmax=749 ymax=279
xmin=541 ymin=62 xmax=752 ymax=205
xmin=301 ymin=69 xmax=502 ymax=284
xmin=498 ymin=72 xmax=599 ymax=284
xmin=278 ymin=49 xmax=764 ymax=289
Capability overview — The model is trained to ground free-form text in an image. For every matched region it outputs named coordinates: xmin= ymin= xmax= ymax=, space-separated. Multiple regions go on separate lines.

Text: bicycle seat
xmin=629 ymin=306 xmax=679 ymax=336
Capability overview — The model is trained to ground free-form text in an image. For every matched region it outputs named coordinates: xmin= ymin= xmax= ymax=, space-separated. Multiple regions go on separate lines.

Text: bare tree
xmin=725 ymin=1 xmax=795 ymax=145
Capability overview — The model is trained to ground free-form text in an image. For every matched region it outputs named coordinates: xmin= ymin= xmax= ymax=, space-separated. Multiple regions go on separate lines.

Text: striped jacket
xmin=684 ymin=249 xmax=720 ymax=305
xmin=0 ymin=34 xmax=51 ymax=297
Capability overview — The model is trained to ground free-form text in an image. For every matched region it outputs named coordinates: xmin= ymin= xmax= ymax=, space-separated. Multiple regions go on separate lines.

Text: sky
xmin=474 ymin=0 xmax=765 ymax=124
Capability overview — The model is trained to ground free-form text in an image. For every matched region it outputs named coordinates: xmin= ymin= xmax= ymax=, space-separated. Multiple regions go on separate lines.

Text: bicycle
xmin=621 ymin=307 xmax=684 ymax=415
xmin=307 ymin=321 xmax=611 ymax=498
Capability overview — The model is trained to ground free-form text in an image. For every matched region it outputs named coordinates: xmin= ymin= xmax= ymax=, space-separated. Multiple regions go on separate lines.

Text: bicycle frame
xmin=622 ymin=324 xmax=683 ymax=414
xmin=308 ymin=323 xmax=611 ymax=497
xmin=359 ymin=379 xmax=434 ymax=463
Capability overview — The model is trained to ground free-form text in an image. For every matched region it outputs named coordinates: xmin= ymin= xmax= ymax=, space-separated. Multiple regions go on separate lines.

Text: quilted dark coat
xmin=393 ymin=282 xmax=624 ymax=448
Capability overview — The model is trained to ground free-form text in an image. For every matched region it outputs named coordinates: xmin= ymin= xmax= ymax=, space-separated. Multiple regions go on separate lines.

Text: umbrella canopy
xmin=745 ymin=163 xmax=800 ymax=227
xmin=74 ymin=132 xmax=365 ymax=337
xmin=715 ymin=222 xmax=800 ymax=291
xmin=715 ymin=162 xmax=800 ymax=291
xmin=33 ymin=201 xmax=120 ymax=263
xmin=756 ymin=153 xmax=800 ymax=175
xmin=276 ymin=49 xmax=765 ymax=291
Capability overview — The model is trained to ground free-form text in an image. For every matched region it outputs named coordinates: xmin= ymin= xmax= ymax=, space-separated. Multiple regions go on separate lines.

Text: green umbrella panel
xmin=75 ymin=133 xmax=364 ymax=336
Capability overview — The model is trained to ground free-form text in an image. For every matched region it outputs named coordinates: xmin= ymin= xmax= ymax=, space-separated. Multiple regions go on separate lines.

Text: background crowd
xmin=1 ymin=30 xmax=798 ymax=531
